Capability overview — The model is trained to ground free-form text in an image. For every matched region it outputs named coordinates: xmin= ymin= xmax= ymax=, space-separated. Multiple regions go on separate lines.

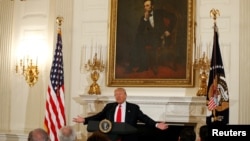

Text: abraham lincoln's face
xmin=144 ymin=0 xmax=154 ymax=13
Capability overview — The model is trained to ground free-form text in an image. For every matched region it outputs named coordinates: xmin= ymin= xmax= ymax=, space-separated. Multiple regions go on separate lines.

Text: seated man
xmin=58 ymin=125 xmax=76 ymax=141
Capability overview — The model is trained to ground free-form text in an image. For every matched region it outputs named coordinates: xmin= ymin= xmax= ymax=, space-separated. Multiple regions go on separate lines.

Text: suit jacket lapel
xmin=125 ymin=102 xmax=131 ymax=123
xmin=110 ymin=103 xmax=118 ymax=121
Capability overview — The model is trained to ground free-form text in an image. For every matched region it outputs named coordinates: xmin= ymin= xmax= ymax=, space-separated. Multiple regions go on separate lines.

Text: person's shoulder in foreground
xmin=58 ymin=125 xmax=77 ymax=141
xmin=178 ymin=127 xmax=196 ymax=141
xmin=87 ymin=131 xmax=111 ymax=141
xmin=28 ymin=128 xmax=51 ymax=141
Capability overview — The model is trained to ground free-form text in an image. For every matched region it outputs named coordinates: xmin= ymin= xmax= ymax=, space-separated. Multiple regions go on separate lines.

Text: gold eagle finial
xmin=56 ymin=16 xmax=64 ymax=27
xmin=210 ymin=9 xmax=220 ymax=22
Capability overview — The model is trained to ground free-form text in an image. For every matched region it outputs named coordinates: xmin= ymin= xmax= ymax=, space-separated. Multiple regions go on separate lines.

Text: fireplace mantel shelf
xmin=73 ymin=95 xmax=206 ymax=105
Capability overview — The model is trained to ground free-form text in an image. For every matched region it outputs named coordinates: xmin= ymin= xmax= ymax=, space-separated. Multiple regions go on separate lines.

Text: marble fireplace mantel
xmin=73 ymin=95 xmax=207 ymax=134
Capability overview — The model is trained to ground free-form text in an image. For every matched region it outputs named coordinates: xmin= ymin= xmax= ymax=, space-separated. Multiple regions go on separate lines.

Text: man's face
xmin=114 ymin=89 xmax=127 ymax=104
xmin=144 ymin=1 xmax=154 ymax=12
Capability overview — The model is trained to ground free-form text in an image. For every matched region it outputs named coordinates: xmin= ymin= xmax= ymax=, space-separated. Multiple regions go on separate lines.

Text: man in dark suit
xmin=73 ymin=87 xmax=168 ymax=141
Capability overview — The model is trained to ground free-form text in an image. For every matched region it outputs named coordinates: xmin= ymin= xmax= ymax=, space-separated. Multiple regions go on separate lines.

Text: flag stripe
xmin=44 ymin=30 xmax=66 ymax=141
xmin=45 ymin=86 xmax=59 ymax=141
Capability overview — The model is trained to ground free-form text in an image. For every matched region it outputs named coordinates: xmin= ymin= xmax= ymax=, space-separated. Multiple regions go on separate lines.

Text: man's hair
xmin=58 ymin=126 xmax=76 ymax=141
xmin=114 ymin=87 xmax=127 ymax=95
xmin=28 ymin=128 xmax=50 ymax=141
xmin=179 ymin=127 xmax=196 ymax=141
xmin=199 ymin=125 xmax=208 ymax=141
xmin=144 ymin=0 xmax=154 ymax=5
xmin=87 ymin=131 xmax=110 ymax=141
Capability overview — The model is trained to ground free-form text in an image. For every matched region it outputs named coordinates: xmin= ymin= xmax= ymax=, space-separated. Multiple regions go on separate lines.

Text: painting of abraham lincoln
xmin=107 ymin=0 xmax=195 ymax=87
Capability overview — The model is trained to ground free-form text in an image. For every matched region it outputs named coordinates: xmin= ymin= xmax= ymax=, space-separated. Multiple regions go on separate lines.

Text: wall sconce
xmin=16 ymin=56 xmax=39 ymax=87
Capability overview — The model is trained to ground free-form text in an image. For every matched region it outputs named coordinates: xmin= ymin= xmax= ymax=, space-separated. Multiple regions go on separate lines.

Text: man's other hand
xmin=72 ymin=115 xmax=85 ymax=123
xmin=156 ymin=122 xmax=168 ymax=130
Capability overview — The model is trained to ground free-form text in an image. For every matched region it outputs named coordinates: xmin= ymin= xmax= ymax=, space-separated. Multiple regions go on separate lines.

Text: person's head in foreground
xmin=28 ymin=128 xmax=50 ymax=141
xmin=178 ymin=127 xmax=196 ymax=141
xmin=87 ymin=131 xmax=111 ymax=141
xmin=58 ymin=125 xmax=76 ymax=141
xmin=198 ymin=125 xmax=208 ymax=141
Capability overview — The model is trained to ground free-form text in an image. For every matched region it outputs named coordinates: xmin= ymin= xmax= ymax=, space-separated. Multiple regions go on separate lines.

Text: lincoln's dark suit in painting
xmin=129 ymin=9 xmax=177 ymax=74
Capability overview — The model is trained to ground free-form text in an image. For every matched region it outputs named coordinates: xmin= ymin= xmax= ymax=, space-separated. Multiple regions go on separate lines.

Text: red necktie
xmin=116 ymin=104 xmax=122 ymax=122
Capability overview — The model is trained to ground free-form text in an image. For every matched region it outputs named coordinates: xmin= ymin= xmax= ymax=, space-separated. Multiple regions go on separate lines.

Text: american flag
xmin=208 ymin=97 xmax=217 ymax=111
xmin=44 ymin=29 xmax=66 ymax=141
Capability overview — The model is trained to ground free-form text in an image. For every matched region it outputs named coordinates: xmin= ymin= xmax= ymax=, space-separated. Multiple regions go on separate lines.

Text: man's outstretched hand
xmin=156 ymin=122 xmax=168 ymax=130
xmin=72 ymin=115 xmax=85 ymax=123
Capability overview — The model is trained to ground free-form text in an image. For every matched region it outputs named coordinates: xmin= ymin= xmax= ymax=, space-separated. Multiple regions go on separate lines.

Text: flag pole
xmin=206 ymin=9 xmax=229 ymax=125
xmin=44 ymin=16 xmax=66 ymax=141
xmin=209 ymin=9 xmax=220 ymax=122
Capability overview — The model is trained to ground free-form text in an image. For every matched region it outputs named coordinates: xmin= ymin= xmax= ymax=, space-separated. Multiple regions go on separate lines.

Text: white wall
xmin=10 ymin=0 xmax=52 ymax=133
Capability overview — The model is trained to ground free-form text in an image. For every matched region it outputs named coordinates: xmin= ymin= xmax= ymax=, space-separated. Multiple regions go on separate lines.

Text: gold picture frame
xmin=107 ymin=0 xmax=196 ymax=87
